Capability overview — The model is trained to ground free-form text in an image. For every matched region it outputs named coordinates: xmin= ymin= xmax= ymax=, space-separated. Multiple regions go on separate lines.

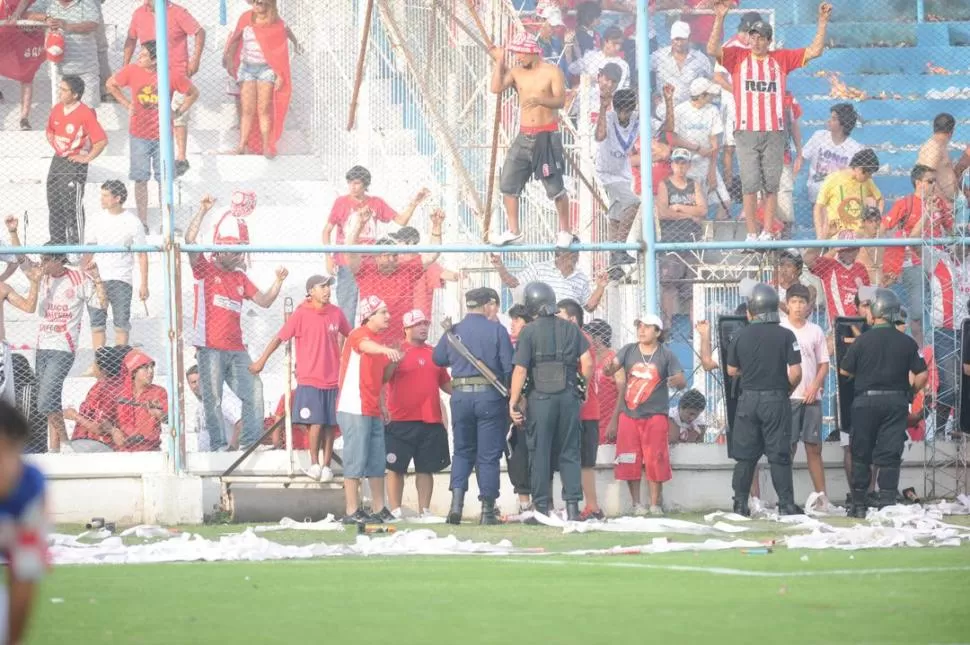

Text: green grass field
xmin=30 ymin=518 xmax=970 ymax=645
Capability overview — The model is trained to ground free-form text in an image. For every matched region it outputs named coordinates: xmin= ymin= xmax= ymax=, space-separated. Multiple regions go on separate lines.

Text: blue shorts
xmin=237 ymin=62 xmax=277 ymax=84
xmin=36 ymin=349 xmax=75 ymax=414
xmin=129 ymin=137 xmax=160 ymax=182
xmin=292 ymin=386 xmax=338 ymax=426
xmin=337 ymin=412 xmax=385 ymax=479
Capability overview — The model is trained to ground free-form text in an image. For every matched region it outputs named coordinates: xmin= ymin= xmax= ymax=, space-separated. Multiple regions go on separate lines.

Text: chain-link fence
xmin=1 ymin=0 xmax=968 ymax=499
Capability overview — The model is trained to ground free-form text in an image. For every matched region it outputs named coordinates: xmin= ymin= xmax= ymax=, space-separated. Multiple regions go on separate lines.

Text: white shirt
xmin=651 ymin=46 xmax=713 ymax=105
xmin=193 ymin=389 xmax=242 ymax=451
xmin=780 ymin=318 xmax=829 ymax=400
xmin=84 ymin=209 xmax=146 ymax=284
xmin=568 ymin=51 xmax=630 ymax=110
xmin=241 ymin=25 xmax=267 ymax=65
xmin=515 ymin=260 xmax=592 ymax=308
xmin=596 ymin=111 xmax=640 ymax=185
xmin=37 ymin=269 xmax=93 ymax=353
xmin=669 ymin=405 xmax=707 ymax=441
xmin=801 ymin=131 xmax=865 ymax=203
xmin=672 ymin=101 xmax=723 ymax=178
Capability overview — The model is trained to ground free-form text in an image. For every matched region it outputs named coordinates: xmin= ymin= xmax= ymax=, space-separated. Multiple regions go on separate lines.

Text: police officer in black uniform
xmin=433 ymin=287 xmax=514 ymax=525
xmin=839 ymin=288 xmax=928 ymax=518
xmin=726 ymin=283 xmax=803 ymax=516
xmin=509 ymin=282 xmax=592 ymax=521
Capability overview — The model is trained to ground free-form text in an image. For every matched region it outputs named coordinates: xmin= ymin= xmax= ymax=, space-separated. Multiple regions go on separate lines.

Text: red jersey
xmin=595 ymin=350 xmax=618 ymax=444
xmin=116 ymin=385 xmax=167 ymax=452
xmin=127 ymin=2 xmax=201 ymax=76
xmin=386 ymin=341 xmax=450 ymax=423
xmin=278 ymin=301 xmax=350 ymax=389
xmin=112 ymin=63 xmax=192 ymax=140
xmin=71 ymin=377 xmax=125 ymax=442
xmin=337 ymin=326 xmax=389 ymax=417
xmin=189 ymin=255 xmax=258 ymax=351
xmin=579 ymin=332 xmax=599 ymax=421
xmin=413 ymin=261 xmax=445 ymax=318
xmin=46 ymin=102 xmax=106 ymax=158
xmin=929 ymin=256 xmax=957 ymax=330
xmin=355 ymin=257 xmax=424 ymax=345
xmin=722 ymin=47 xmax=805 ymax=132
xmin=810 ymin=256 xmax=870 ymax=319
xmin=327 ymin=195 xmax=398 ymax=265
xmin=0 ymin=11 xmax=44 ymax=83
xmin=881 ymin=194 xmax=953 ymax=274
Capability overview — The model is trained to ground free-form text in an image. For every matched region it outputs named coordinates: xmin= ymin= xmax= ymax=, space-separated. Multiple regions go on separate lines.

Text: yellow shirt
xmin=815 ymin=169 xmax=882 ymax=237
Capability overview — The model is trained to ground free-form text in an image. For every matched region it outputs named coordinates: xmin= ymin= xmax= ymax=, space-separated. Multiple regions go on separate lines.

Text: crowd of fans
xmin=0 ymin=0 xmax=968 ymax=519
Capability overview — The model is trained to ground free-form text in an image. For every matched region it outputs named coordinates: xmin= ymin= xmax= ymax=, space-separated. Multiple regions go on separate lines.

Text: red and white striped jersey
xmin=36 ymin=269 xmax=93 ymax=353
xmin=722 ymin=47 xmax=806 ymax=132
xmin=810 ymin=256 xmax=870 ymax=321
xmin=930 ymin=254 xmax=958 ymax=330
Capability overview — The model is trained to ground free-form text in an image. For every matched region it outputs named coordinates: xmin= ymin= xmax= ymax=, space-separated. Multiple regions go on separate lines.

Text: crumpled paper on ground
xmin=541 ymin=512 xmax=750 ymax=536
xmin=253 ymin=516 xmax=344 ymax=533
xmin=566 ymin=537 xmax=765 ymax=555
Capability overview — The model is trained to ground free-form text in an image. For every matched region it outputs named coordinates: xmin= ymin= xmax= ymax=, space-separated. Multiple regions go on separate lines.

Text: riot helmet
xmin=748 ymin=283 xmax=780 ymax=323
xmin=870 ymin=288 xmax=901 ymax=323
xmin=523 ymin=281 xmax=557 ymax=317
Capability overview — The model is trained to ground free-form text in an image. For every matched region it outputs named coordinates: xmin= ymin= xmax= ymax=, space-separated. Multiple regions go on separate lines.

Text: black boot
xmin=566 ymin=501 xmax=580 ymax=522
xmin=446 ymin=489 xmax=464 ymax=525
xmin=876 ymin=489 xmax=896 ymax=509
xmin=479 ymin=498 xmax=501 ymax=525
xmin=848 ymin=488 xmax=868 ymax=519
xmin=733 ymin=496 xmax=750 ymax=517
xmin=525 ymin=502 xmax=548 ymax=525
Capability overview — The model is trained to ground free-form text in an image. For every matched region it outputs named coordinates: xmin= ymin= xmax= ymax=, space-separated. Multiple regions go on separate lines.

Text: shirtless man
xmin=490 ymin=32 xmax=571 ymax=248
xmin=916 ymin=113 xmax=970 ymax=206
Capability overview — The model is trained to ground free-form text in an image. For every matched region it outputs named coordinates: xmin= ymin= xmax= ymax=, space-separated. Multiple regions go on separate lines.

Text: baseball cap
xmin=403 ymin=309 xmax=428 ymax=328
xmin=689 ymin=77 xmax=719 ymax=97
xmin=373 ymin=236 xmax=398 ymax=249
xmin=305 ymin=274 xmax=335 ymax=293
xmin=748 ymin=20 xmax=773 ymax=39
xmin=738 ymin=11 xmax=764 ymax=31
xmin=536 ymin=3 xmax=563 ymax=27
xmin=670 ymin=148 xmax=691 ymax=162
xmin=670 ymin=21 xmax=690 ymax=40
xmin=466 ymin=287 xmax=500 ymax=308
xmin=358 ymin=295 xmax=387 ymax=321
xmin=599 ymin=62 xmax=623 ymax=83
xmin=390 ymin=226 xmax=420 ymax=244
xmin=634 ymin=313 xmax=664 ymax=331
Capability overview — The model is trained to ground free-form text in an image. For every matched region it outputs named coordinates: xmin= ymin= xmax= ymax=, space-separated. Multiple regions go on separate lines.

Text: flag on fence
xmin=0 ymin=23 xmax=45 ymax=83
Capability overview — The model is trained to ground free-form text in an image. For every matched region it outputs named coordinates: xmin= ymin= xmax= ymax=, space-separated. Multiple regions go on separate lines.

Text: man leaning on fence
xmin=491 ymin=239 xmax=607 ymax=313
xmin=184 ymin=194 xmax=287 ymax=451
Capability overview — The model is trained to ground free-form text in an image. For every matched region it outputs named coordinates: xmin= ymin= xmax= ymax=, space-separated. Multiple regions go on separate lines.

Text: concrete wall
xmin=27 ymin=442 xmax=930 ymax=525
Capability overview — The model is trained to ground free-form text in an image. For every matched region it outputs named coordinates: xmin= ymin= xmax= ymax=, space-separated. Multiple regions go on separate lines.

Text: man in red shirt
xmin=123 ymin=0 xmax=205 ymax=177
xmin=556 ymin=298 xmax=604 ymax=520
xmin=45 ymin=74 xmax=106 ymax=245
xmin=337 ymin=295 xmax=402 ymax=524
xmin=809 ymin=230 xmax=871 ymax=322
xmin=105 ymin=40 xmax=199 ymax=229
xmin=322 ymin=165 xmax=429 ymax=324
xmin=250 ymin=273 xmax=350 ymax=482
xmin=383 ymin=309 xmax=452 ymax=519
xmin=709 ymin=1 xmax=831 ymax=241
xmin=184 ymin=194 xmax=287 ymax=451
xmin=347 ymin=210 xmax=438 ymax=347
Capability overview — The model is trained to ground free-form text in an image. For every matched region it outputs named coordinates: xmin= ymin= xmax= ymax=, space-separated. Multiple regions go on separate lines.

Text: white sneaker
xmin=556 ymin=230 xmax=575 ymax=248
xmin=649 ymin=505 xmax=664 ymax=516
xmin=757 ymin=231 xmax=773 ymax=241
xmin=389 ymin=507 xmax=404 ymax=521
xmin=632 ymin=504 xmax=647 ymax=516
xmin=319 ymin=466 xmax=334 ymax=483
xmin=745 ymin=233 xmax=757 ymax=242
xmin=419 ymin=508 xmax=434 ymax=519
xmin=493 ymin=230 xmax=522 ymax=246
xmin=304 ymin=464 xmax=322 ymax=481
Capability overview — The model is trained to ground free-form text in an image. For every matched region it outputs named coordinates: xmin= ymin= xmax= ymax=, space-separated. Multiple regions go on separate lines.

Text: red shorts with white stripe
xmin=613 ymin=414 xmax=672 ymax=483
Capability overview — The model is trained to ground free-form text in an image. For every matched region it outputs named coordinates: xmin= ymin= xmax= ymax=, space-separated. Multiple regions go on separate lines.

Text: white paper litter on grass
xmin=253 ymin=516 xmax=345 ymax=533
xmin=566 ymin=538 xmax=764 ymax=556
xmin=553 ymin=514 xmax=748 ymax=535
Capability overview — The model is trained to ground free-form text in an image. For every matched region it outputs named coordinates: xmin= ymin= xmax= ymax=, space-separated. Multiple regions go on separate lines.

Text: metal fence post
xmin=637 ymin=0 xmax=657 ymax=316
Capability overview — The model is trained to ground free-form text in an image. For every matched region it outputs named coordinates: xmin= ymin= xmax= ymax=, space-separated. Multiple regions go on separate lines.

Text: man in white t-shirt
xmin=83 ymin=180 xmax=148 ymax=353
xmin=780 ymin=283 xmax=830 ymax=503
xmin=652 ymin=21 xmax=713 ymax=105
xmin=594 ymin=88 xmax=641 ymax=268
xmin=33 ymin=245 xmax=105 ymax=452
xmin=567 ymin=26 xmax=630 ymax=109
xmin=186 ymin=364 xmax=242 ymax=451
xmin=672 ymin=77 xmax=730 ymax=215
xmin=798 ymin=103 xmax=863 ymax=204
xmin=668 ymin=389 xmax=707 ymax=443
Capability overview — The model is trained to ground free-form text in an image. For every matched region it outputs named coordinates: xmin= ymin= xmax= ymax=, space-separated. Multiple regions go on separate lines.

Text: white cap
xmin=689 ymin=77 xmax=719 ymax=97
xmin=671 ymin=21 xmax=691 ymax=40
xmin=635 ymin=314 xmax=664 ymax=331
xmin=537 ymin=4 xmax=564 ymax=27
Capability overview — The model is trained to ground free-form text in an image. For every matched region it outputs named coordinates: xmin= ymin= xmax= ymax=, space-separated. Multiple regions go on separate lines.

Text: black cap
xmin=466 ymin=287 xmax=499 ymax=308
xmin=738 ymin=11 xmax=763 ymax=31
xmin=390 ymin=226 xmax=420 ymax=244
xmin=748 ymin=20 xmax=773 ymax=40
xmin=305 ymin=274 xmax=335 ymax=293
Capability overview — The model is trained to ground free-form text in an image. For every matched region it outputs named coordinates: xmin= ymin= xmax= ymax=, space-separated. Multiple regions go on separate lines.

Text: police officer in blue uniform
xmin=433 ymin=287 xmax=514 ymax=525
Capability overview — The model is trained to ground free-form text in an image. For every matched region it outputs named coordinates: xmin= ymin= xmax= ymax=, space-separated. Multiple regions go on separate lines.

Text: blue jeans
xmin=336 ymin=263 xmax=359 ymax=326
xmin=196 ymin=347 xmax=264 ymax=449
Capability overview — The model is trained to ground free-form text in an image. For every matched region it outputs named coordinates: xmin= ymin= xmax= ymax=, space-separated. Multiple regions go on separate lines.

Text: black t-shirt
xmin=842 ymin=325 xmax=927 ymax=394
xmin=513 ymin=316 xmax=589 ymax=388
xmin=726 ymin=321 xmax=801 ymax=391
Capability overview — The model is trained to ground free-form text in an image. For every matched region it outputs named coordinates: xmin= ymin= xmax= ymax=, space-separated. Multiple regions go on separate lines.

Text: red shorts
xmin=613 ymin=414 xmax=672 ymax=483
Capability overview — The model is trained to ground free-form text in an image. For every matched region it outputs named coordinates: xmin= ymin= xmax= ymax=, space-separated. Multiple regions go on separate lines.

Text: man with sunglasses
xmin=813 ymin=148 xmax=883 ymax=240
